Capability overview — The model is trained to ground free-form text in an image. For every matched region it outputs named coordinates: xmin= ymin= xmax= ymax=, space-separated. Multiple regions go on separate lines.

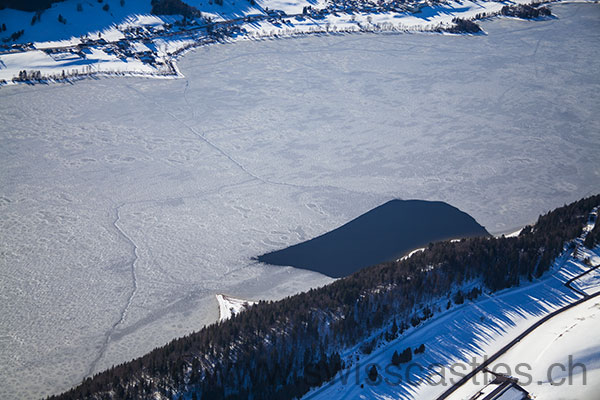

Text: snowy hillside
xmin=304 ymin=208 xmax=600 ymax=400
xmin=0 ymin=1 xmax=155 ymax=45
xmin=0 ymin=0 xmax=324 ymax=45
xmin=0 ymin=0 xmax=562 ymax=86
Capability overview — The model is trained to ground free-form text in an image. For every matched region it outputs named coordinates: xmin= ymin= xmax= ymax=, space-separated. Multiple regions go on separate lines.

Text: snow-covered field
xmin=0 ymin=3 xmax=599 ymax=399
xmin=445 ymin=297 xmax=600 ymax=399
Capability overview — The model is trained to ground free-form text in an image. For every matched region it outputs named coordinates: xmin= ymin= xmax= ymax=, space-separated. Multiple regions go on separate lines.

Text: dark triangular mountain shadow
xmin=257 ymin=199 xmax=490 ymax=278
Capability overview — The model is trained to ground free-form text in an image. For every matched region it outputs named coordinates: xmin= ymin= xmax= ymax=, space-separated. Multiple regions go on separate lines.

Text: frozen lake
xmin=1 ymin=3 xmax=599 ymax=398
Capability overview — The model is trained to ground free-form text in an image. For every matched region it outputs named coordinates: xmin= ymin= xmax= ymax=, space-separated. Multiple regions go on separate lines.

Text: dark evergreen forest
xmin=150 ymin=0 xmax=201 ymax=18
xmin=584 ymin=212 xmax=600 ymax=249
xmin=0 ymin=0 xmax=64 ymax=12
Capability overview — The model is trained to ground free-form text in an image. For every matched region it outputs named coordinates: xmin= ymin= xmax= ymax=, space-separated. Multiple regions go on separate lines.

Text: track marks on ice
xmin=82 ymin=82 xmax=376 ymax=377
xmin=86 ymin=204 xmax=139 ymax=378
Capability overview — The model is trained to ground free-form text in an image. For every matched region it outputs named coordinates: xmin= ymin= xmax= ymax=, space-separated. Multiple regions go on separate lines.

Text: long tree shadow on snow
xmin=306 ymin=255 xmax=585 ymax=399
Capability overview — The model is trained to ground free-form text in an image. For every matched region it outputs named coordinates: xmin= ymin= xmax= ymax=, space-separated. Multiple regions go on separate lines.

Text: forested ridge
xmin=150 ymin=0 xmax=201 ymax=18
xmin=50 ymin=195 xmax=600 ymax=400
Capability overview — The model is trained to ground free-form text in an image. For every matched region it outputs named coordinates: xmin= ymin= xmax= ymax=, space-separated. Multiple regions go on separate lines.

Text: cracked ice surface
xmin=1 ymin=3 xmax=600 ymax=399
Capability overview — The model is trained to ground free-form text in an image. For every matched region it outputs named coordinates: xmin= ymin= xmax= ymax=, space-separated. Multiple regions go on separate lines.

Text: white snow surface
xmin=502 ymin=228 xmax=523 ymax=238
xmin=447 ymin=295 xmax=600 ymax=400
xmin=216 ymin=293 xmax=257 ymax=321
xmin=400 ymin=247 xmax=426 ymax=261
xmin=0 ymin=3 xmax=599 ymax=399
xmin=569 ymin=244 xmax=600 ymax=295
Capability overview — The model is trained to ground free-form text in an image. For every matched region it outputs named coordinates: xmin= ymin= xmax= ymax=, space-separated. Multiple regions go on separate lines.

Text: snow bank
xmin=216 ymin=294 xmax=257 ymax=321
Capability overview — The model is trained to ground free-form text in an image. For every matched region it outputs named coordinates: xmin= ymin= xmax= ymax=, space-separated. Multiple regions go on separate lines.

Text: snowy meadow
xmin=0 ymin=3 xmax=599 ymax=398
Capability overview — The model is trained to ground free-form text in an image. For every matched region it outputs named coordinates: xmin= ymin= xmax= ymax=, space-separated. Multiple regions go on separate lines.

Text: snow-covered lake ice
xmin=0 ymin=3 xmax=599 ymax=398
